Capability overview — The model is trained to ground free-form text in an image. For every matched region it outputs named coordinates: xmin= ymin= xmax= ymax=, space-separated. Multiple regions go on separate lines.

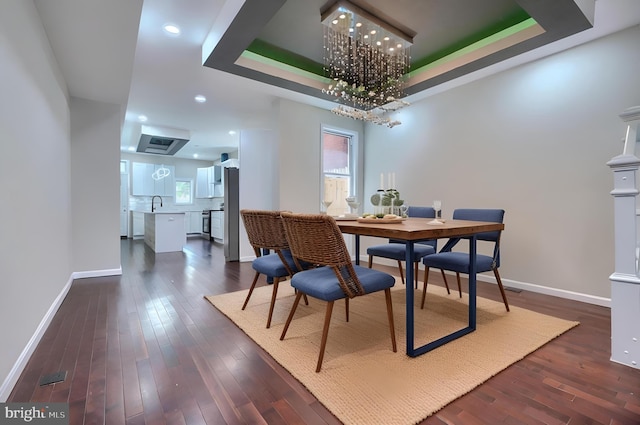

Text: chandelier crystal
xmin=321 ymin=1 xmax=412 ymax=127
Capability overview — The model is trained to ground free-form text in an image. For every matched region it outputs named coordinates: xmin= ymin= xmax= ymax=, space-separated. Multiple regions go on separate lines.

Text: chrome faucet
xmin=151 ymin=195 xmax=163 ymax=212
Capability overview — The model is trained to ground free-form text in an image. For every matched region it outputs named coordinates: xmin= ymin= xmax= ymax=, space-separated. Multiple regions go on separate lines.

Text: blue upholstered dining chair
xmin=421 ymin=208 xmax=509 ymax=311
xmin=367 ymin=206 xmax=438 ymax=288
xmin=240 ymin=209 xmax=308 ymax=328
xmin=279 ymin=212 xmax=397 ymax=373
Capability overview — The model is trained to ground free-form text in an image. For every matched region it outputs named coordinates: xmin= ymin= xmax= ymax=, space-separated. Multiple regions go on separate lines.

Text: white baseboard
xmin=478 ymin=273 xmax=611 ymax=308
xmin=72 ymin=267 xmax=122 ymax=280
xmin=0 ymin=274 xmax=73 ymax=402
xmin=362 ymin=255 xmax=611 ymax=308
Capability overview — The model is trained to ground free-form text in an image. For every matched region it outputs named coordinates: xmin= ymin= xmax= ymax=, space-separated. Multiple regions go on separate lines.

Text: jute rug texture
xmin=205 ymin=280 xmax=578 ymax=425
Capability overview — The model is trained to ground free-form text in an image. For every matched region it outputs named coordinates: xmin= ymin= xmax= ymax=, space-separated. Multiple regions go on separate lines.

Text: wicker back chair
xmin=240 ymin=209 xmax=307 ymax=328
xmin=279 ymin=212 xmax=397 ymax=372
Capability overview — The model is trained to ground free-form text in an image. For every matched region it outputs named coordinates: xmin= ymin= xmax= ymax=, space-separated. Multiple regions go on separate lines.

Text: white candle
xmin=380 ymin=173 xmax=384 ymax=190
xmin=388 ymin=173 xmax=391 ymax=189
xmin=392 ymin=172 xmax=396 ymax=189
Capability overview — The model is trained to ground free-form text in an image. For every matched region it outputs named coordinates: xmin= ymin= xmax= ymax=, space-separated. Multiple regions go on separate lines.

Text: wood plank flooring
xmin=8 ymin=238 xmax=640 ymax=424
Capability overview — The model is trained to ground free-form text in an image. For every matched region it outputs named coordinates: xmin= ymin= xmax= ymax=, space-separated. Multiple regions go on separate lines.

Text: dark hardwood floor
xmin=8 ymin=238 xmax=640 ymax=424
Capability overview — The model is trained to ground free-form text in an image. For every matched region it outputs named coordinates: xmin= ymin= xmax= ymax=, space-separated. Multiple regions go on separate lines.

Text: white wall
xmin=0 ymin=0 xmax=73 ymax=400
xmin=238 ymin=129 xmax=279 ymax=260
xmin=70 ymin=97 xmax=121 ymax=274
xmin=364 ymin=25 xmax=640 ymax=302
xmin=277 ymin=99 xmax=364 ymax=213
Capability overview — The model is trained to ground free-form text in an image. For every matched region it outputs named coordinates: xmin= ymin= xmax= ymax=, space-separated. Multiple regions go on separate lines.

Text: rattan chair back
xmin=240 ymin=209 xmax=295 ymax=275
xmin=280 ymin=212 xmax=364 ymax=298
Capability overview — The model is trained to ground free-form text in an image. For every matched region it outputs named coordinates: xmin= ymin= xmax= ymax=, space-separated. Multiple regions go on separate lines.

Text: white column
xmin=607 ymin=106 xmax=640 ymax=369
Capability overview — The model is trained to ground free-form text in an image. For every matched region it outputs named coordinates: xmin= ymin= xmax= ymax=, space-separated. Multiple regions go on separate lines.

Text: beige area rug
xmin=205 ymin=280 xmax=579 ymax=425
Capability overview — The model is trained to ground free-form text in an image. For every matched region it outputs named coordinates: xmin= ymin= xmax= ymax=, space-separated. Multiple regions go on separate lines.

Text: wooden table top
xmin=336 ymin=217 xmax=504 ymax=241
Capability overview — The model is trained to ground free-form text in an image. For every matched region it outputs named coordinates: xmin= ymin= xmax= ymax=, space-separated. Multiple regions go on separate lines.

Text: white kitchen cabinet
xmin=132 ymin=163 xmax=154 ymax=196
xmin=191 ymin=211 xmax=203 ymax=234
xmin=184 ymin=211 xmax=203 ymax=234
xmin=132 ymin=162 xmax=175 ymax=196
xmin=211 ymin=210 xmax=224 ymax=241
xmin=196 ymin=168 xmax=210 ymax=198
xmin=195 ymin=165 xmax=223 ymax=198
xmin=132 ymin=211 xmax=145 ymax=237
xmin=214 ymin=166 xmax=224 ymax=197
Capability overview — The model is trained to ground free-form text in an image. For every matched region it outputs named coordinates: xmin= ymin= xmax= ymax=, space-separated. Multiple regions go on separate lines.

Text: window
xmin=321 ymin=126 xmax=357 ymax=216
xmin=175 ymin=179 xmax=193 ymax=205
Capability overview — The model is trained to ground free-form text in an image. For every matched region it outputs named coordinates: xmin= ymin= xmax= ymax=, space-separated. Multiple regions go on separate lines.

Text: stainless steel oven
xmin=201 ymin=210 xmax=211 ymax=240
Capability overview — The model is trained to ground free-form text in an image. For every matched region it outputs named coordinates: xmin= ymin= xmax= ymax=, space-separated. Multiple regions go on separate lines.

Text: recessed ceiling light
xmin=163 ymin=24 xmax=181 ymax=36
xmin=138 ymin=115 xmax=147 ymax=122
xmin=193 ymin=153 xmax=199 ymax=159
xmin=194 ymin=95 xmax=206 ymax=103
xmin=228 ymin=130 xmax=236 ymax=135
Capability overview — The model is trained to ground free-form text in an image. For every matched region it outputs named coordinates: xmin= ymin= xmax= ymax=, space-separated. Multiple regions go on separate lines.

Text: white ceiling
xmin=34 ymin=0 xmax=640 ymax=161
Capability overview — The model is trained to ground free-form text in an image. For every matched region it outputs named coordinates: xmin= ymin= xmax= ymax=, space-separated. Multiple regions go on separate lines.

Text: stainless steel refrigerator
xmin=223 ymin=167 xmax=239 ymax=261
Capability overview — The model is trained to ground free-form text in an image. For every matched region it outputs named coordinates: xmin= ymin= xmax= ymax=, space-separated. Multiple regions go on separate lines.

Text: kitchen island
xmin=144 ymin=212 xmax=186 ymax=253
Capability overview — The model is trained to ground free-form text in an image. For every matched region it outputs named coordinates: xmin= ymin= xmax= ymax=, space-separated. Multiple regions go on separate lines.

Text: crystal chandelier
xmin=321 ymin=1 xmax=412 ymax=127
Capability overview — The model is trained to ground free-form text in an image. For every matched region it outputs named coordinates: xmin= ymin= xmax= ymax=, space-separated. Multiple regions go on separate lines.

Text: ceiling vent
xmin=137 ymin=125 xmax=190 ymax=156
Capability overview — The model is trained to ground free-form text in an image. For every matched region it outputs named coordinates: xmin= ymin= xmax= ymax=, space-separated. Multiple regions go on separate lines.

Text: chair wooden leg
xmin=368 ymin=255 xmax=373 ymax=268
xmin=242 ymin=271 xmax=261 ymax=310
xmin=493 ymin=269 xmax=510 ymax=312
xmin=398 ymin=260 xmax=404 ymax=285
xmin=294 ymin=289 xmax=309 ymax=306
xmin=344 ymin=297 xmax=349 ymax=322
xmin=421 ymin=267 xmax=429 ymax=309
xmin=266 ymin=278 xmax=280 ymax=328
xmin=384 ymin=288 xmax=397 ymax=352
xmin=440 ymin=269 xmax=451 ymax=294
xmin=280 ymin=292 xmax=303 ymax=341
xmin=397 ymin=260 xmax=406 ymax=285
xmin=316 ymin=301 xmax=335 ymax=373
xmin=455 ymin=272 xmax=462 ymax=298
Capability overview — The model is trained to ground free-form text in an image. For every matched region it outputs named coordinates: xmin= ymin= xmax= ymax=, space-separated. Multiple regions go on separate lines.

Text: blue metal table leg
xmin=407 ymin=234 xmax=479 ymax=357
xmin=469 ymin=235 xmax=477 ymax=329
xmin=405 ymin=241 xmax=415 ymax=355
xmin=354 ymin=234 xmax=360 ymax=265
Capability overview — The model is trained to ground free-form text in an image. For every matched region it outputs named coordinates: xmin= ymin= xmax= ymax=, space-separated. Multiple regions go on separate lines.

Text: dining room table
xmin=336 ymin=217 xmax=505 ymax=357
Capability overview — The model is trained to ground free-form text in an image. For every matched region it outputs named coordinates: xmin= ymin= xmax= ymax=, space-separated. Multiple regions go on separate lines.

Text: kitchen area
xmin=121 ymin=151 xmax=239 ymax=261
